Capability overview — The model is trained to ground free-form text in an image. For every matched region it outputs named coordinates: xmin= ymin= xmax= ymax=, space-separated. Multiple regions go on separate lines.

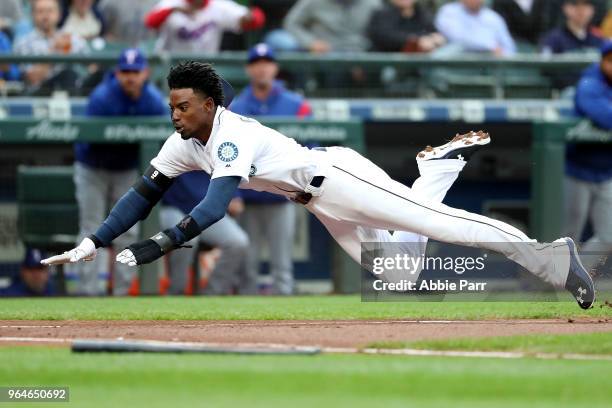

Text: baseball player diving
xmin=42 ymin=61 xmax=595 ymax=309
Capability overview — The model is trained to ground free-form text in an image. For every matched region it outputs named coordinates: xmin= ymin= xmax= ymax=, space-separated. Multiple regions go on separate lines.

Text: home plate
xmin=71 ymin=339 xmax=321 ymax=355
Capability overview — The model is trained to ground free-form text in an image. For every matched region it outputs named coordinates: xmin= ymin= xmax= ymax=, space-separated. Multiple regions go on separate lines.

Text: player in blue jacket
xmin=565 ymin=40 xmax=612 ymax=271
xmin=73 ymin=48 xmax=166 ymax=295
xmin=0 ymin=249 xmax=54 ymax=297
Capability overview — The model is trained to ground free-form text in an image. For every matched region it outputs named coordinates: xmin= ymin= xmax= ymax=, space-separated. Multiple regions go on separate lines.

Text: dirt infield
xmin=1 ymin=319 xmax=611 ymax=348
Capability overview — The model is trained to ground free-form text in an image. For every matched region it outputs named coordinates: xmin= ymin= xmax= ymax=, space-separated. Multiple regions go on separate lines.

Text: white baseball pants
xmin=306 ymin=147 xmax=570 ymax=288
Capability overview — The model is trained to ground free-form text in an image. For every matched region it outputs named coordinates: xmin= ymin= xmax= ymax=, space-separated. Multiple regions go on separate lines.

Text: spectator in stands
xmin=161 ymin=172 xmax=250 ymax=295
xmin=368 ymin=0 xmax=446 ymax=53
xmin=0 ymin=31 xmax=20 ymax=82
xmin=230 ymin=44 xmax=312 ymax=295
xmin=98 ymin=0 xmax=157 ymax=46
xmin=540 ymin=0 xmax=608 ymax=36
xmin=492 ymin=0 xmax=550 ymax=48
xmin=74 ymin=48 xmax=166 ymax=296
xmin=283 ymin=0 xmax=382 ymax=53
xmin=565 ymin=41 xmax=612 ymax=271
xmin=0 ymin=0 xmax=23 ymax=39
xmin=540 ymin=0 xmax=603 ymax=54
xmin=251 ymin=0 xmax=298 ymax=50
xmin=13 ymin=0 xmax=88 ymax=95
xmin=0 ymin=249 xmax=54 ymax=297
xmin=434 ymin=0 xmax=516 ymax=56
xmin=59 ymin=0 xmax=106 ymax=41
xmin=540 ymin=0 xmax=604 ymax=90
xmin=144 ymin=0 xmax=265 ymax=53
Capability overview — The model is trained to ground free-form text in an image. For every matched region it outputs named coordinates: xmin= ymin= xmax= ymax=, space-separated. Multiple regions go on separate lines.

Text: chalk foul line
xmin=1 ymin=336 xmax=611 ymax=361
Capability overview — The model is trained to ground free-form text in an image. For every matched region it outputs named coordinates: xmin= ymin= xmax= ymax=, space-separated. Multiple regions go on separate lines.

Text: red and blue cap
xmin=247 ymin=43 xmax=276 ymax=64
xmin=117 ymin=48 xmax=148 ymax=71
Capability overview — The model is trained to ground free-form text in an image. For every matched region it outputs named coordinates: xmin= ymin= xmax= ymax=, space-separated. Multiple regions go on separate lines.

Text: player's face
xmin=391 ymin=0 xmax=415 ymax=10
xmin=246 ymin=59 xmax=279 ymax=88
xmin=461 ymin=0 xmax=483 ymax=12
xmin=115 ymin=69 xmax=149 ymax=99
xmin=33 ymin=0 xmax=60 ymax=34
xmin=563 ymin=3 xmax=594 ymax=28
xmin=21 ymin=267 xmax=50 ymax=295
xmin=601 ymin=54 xmax=612 ymax=82
xmin=169 ymin=88 xmax=215 ymax=141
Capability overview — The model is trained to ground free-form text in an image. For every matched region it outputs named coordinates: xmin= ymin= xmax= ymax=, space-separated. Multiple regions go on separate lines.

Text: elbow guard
xmin=133 ymin=166 xmax=174 ymax=213
xmin=132 ymin=166 xmax=173 ymax=221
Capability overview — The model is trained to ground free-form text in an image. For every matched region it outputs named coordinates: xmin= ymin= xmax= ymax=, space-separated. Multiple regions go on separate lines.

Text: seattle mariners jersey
xmin=151 ymin=107 xmax=323 ymax=196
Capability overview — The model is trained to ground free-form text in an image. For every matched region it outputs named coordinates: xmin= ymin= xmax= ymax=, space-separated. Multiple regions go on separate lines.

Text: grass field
xmin=369 ymin=331 xmax=612 ymax=354
xmin=0 ymin=295 xmax=610 ymax=320
xmin=1 ymin=296 xmax=611 ymax=407
xmin=1 ymin=347 xmax=611 ymax=408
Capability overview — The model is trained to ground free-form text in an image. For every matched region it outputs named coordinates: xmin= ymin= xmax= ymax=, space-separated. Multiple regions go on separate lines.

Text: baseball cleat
xmin=417 ymin=130 xmax=491 ymax=162
xmin=561 ymin=237 xmax=595 ymax=309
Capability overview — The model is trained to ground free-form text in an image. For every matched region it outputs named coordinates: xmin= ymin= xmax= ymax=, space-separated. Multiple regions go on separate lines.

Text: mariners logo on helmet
xmin=218 ymin=142 xmax=239 ymax=162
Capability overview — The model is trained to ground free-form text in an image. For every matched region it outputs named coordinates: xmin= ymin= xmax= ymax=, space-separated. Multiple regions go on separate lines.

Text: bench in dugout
xmin=17 ymin=166 xmax=78 ymax=294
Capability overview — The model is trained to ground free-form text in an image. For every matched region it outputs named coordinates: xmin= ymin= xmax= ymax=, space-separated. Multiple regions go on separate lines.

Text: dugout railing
xmin=0 ymin=52 xmax=599 ymax=99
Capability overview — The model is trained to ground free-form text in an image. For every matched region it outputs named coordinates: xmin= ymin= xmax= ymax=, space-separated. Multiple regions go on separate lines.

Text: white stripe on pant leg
xmin=312 ymin=166 xmax=570 ymax=288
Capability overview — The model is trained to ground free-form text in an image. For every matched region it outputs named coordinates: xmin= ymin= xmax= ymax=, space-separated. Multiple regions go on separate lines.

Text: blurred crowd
xmin=0 ymin=0 xmax=610 ymax=95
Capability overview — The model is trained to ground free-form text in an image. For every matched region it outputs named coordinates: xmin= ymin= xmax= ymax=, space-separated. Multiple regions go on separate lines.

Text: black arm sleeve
xmin=90 ymin=166 xmax=174 ymax=248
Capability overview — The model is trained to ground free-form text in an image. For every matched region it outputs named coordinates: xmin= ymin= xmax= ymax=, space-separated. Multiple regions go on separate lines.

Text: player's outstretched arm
xmin=116 ymin=176 xmax=241 ymax=266
xmin=41 ymin=166 xmax=174 ymax=266
xmin=40 ymin=237 xmax=97 ymax=266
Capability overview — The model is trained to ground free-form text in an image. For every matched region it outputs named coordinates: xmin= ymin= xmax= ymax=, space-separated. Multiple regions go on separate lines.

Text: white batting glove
xmin=41 ymin=237 xmax=97 ymax=265
xmin=116 ymin=249 xmax=137 ymax=267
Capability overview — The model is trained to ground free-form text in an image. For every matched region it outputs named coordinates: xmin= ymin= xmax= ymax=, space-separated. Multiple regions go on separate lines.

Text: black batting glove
xmin=116 ymin=230 xmax=188 ymax=266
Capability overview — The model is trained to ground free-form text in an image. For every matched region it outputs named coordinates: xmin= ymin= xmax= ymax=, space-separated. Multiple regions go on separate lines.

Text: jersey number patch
xmin=217 ymin=142 xmax=239 ymax=162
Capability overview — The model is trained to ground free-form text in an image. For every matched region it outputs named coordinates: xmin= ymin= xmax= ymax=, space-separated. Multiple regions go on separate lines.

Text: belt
xmin=294 ymin=175 xmax=325 ymax=205
xmin=294 ymin=147 xmax=328 ymax=204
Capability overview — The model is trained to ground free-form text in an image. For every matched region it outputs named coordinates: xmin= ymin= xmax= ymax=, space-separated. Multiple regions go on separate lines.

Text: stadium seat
xmin=17 ymin=166 xmax=78 ymax=250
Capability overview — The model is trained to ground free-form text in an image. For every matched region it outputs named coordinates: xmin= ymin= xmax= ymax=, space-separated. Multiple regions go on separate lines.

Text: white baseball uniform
xmin=151 ymin=107 xmax=570 ymax=287
xmin=152 ymin=0 xmax=248 ymax=53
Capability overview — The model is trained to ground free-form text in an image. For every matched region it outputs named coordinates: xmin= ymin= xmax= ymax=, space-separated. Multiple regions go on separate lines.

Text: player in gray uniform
xmin=43 ymin=61 xmax=595 ymax=309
